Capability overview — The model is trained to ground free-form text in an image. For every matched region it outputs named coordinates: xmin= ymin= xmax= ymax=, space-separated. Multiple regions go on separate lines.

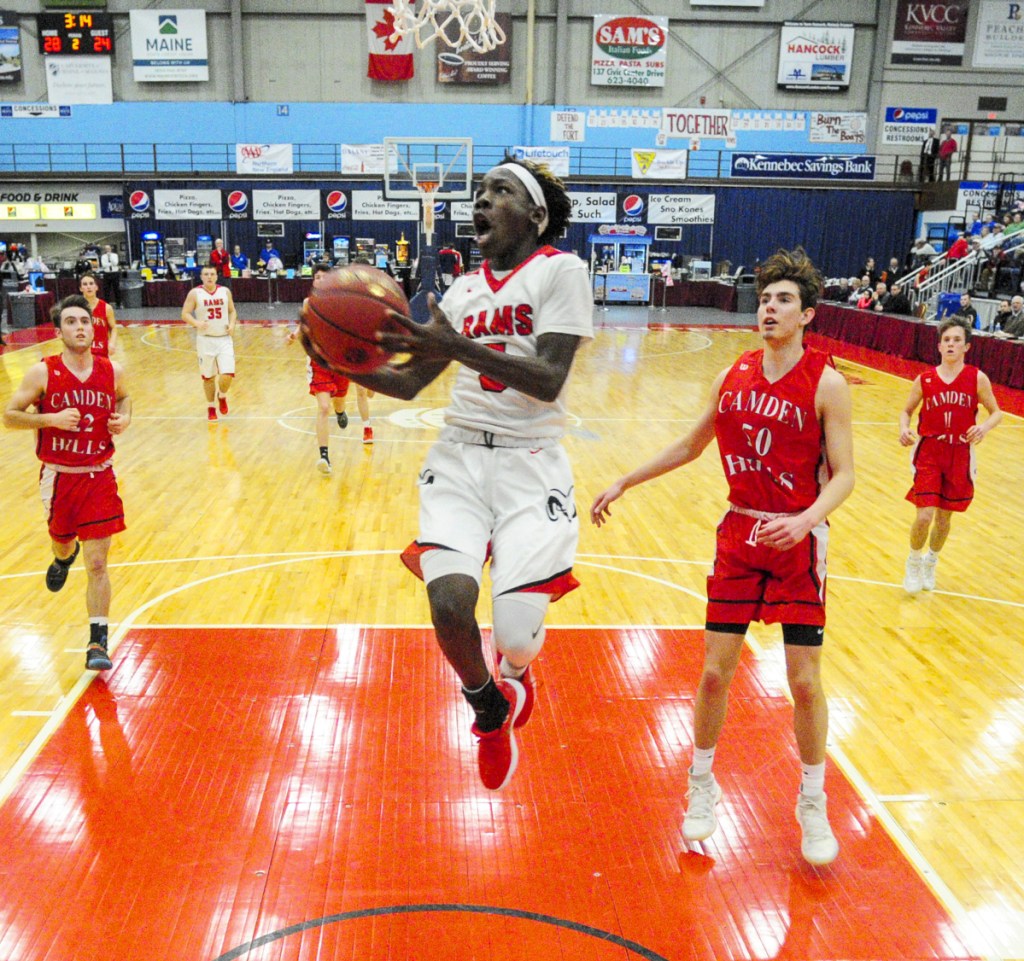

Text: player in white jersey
xmin=181 ymin=265 xmax=238 ymax=421
xmin=300 ymin=157 xmax=593 ymax=791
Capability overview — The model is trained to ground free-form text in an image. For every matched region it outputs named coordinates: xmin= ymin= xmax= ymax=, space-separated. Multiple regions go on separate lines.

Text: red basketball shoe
xmin=218 ymin=395 xmax=229 ymax=415
xmin=498 ymin=654 xmax=535 ymax=728
xmin=471 ymin=678 xmax=525 ymax=791
xmin=207 ymin=407 xmax=217 ymax=422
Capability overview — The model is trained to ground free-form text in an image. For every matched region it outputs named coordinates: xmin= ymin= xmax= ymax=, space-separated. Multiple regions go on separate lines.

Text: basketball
xmin=303 ymin=265 xmax=409 ymax=373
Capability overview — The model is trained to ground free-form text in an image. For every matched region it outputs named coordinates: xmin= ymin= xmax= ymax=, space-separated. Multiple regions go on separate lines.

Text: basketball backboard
xmin=382 ymin=137 xmax=473 ymax=201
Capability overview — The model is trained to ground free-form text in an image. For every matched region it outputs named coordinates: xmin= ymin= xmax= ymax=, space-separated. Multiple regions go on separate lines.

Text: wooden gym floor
xmin=0 ymin=306 xmax=1022 ymax=961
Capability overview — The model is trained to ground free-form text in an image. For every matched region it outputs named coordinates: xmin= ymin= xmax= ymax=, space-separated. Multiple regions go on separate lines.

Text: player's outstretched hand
xmin=376 ymin=294 xmax=459 ymax=361
xmin=590 ymin=481 xmax=625 ymax=528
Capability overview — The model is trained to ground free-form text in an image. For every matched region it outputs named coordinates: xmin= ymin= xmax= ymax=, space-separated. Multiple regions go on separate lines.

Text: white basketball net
xmin=388 ymin=0 xmax=506 ymax=54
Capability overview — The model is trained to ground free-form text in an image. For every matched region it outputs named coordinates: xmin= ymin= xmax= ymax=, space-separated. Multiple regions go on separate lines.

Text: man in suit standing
xmin=920 ymin=130 xmax=939 ymax=183
xmin=99 ymin=245 xmax=121 ymax=309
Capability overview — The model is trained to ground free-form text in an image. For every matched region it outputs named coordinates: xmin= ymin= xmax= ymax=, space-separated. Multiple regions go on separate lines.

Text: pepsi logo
xmin=227 ymin=190 xmax=248 ymax=213
xmin=433 ymin=200 xmax=446 ymax=214
xmin=325 ymin=190 xmax=347 ymax=213
xmin=893 ymin=108 xmax=904 ymax=120
xmin=129 ymin=190 xmax=150 ymax=213
xmin=622 ymin=194 xmax=644 ymax=217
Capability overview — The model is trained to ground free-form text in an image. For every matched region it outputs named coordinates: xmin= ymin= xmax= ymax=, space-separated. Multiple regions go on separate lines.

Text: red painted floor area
xmin=0 ymin=627 xmax=978 ymax=961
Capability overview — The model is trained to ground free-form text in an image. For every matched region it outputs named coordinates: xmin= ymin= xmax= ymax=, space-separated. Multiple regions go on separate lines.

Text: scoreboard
xmin=37 ymin=13 xmax=115 ymax=55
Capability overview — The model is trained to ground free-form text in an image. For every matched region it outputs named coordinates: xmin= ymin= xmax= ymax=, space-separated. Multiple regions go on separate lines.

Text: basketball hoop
xmin=417 ymin=180 xmax=440 ymax=247
xmin=388 ymin=0 xmax=505 ymax=54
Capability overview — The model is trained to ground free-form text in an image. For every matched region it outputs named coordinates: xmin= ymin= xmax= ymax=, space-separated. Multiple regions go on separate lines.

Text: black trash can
xmin=735 ymin=275 xmax=758 ymax=314
xmin=8 ymin=293 xmax=37 ymax=328
xmin=121 ymin=283 xmax=144 ymax=309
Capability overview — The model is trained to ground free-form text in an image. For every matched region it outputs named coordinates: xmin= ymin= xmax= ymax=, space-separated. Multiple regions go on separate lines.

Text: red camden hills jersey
xmin=36 ymin=354 xmax=117 ymax=467
xmin=917 ymin=364 xmax=978 ymax=444
xmin=714 ymin=347 xmax=831 ymax=514
xmin=91 ymin=299 xmax=111 ymax=358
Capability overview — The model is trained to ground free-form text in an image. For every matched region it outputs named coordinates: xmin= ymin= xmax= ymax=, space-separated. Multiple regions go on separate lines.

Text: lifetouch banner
xmin=891 ymin=0 xmax=969 ymax=65
xmin=731 ymin=153 xmax=877 ymax=180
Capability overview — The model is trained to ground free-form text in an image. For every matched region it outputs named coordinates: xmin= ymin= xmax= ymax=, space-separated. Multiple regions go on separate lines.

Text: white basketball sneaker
xmin=683 ymin=772 xmax=722 ymax=842
xmin=796 ymin=792 xmax=839 ymax=866
xmin=921 ymin=552 xmax=938 ymax=591
xmin=903 ymin=553 xmax=923 ymax=594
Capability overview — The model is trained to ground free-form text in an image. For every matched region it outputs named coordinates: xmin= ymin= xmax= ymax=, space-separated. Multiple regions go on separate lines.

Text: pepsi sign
xmin=126 ymin=188 xmax=152 ymax=220
xmin=223 ymin=188 xmax=251 ymax=220
xmin=619 ymin=192 xmax=646 ymax=224
xmin=322 ymin=189 xmax=349 ymax=220
xmin=884 ymin=107 xmax=937 ymax=124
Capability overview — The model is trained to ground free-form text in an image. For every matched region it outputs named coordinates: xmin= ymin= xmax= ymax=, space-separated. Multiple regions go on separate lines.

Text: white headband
xmin=496 ymin=163 xmax=549 ymax=237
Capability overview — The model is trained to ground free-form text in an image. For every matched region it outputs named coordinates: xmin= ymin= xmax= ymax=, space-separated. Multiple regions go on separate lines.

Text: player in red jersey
xmin=3 ymin=294 xmax=132 ymax=672
xmin=288 ymin=264 xmax=374 ymax=474
xmin=591 ymin=248 xmax=855 ymax=865
xmin=899 ymin=318 xmax=1001 ymax=593
xmin=79 ymin=272 xmax=117 ymax=358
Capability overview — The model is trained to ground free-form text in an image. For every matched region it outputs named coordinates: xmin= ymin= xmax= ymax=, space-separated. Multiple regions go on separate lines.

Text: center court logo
xmin=129 ymin=190 xmax=150 ymax=213
xmin=622 ymin=194 xmax=644 ymax=217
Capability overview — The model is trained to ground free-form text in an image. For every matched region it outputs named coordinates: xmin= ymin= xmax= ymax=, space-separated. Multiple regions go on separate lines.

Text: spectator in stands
xmin=946 ymin=231 xmax=970 ymax=262
xmin=954 ymin=292 xmax=978 ymax=328
xmin=1006 ymin=212 xmax=1024 ymax=237
xmin=993 ymin=299 xmax=1012 ymax=331
xmin=910 ymin=238 xmax=937 ymax=271
xmin=231 ymin=245 xmax=249 ymax=273
xmin=878 ymin=257 xmax=902 ymax=286
xmin=856 ymin=282 xmax=878 ymax=310
xmin=852 ymin=275 xmax=872 ymax=306
xmin=832 ymin=277 xmax=851 ymax=303
xmin=880 ymin=282 xmax=912 ymax=316
xmin=861 ymin=257 xmax=878 ymax=285
xmin=937 ymin=132 xmax=957 ymax=181
xmin=209 ymin=238 xmax=232 ymax=285
xmin=967 ymin=213 xmax=983 ymax=236
xmin=919 ymin=130 xmax=939 ymax=182
xmin=1001 ymin=296 xmax=1024 ymax=337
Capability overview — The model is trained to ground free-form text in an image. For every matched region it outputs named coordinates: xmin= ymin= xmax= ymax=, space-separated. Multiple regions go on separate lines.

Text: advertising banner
xmin=223 ymin=188 xmax=251 ymax=221
xmin=129 ymin=10 xmax=208 ymax=82
xmin=1 ymin=103 xmax=71 ymax=118
xmin=777 ymin=22 xmax=854 ymax=91
xmin=450 ymin=200 xmax=475 ymax=221
xmin=252 ymin=189 xmax=319 ymax=220
xmin=630 ymin=149 xmax=688 ymax=179
xmin=0 ymin=10 xmax=22 ymax=85
xmin=972 ymin=0 xmax=1024 ymax=68
xmin=808 ymin=111 xmax=866 ymax=144
xmin=44 ymin=55 xmax=112 ymax=104
xmin=0 ymin=183 xmax=121 ymax=228
xmin=236 ymin=143 xmax=294 ymax=175
xmin=351 ymin=190 xmax=420 ymax=221
xmin=591 ymin=15 xmax=667 ymax=87
xmin=551 ymin=110 xmax=586 ymax=143
xmin=730 ymin=153 xmax=877 ymax=180
xmin=647 ymin=194 xmax=716 ymax=225
xmin=319 ymin=189 xmax=349 ymax=221
xmin=341 ymin=143 xmax=393 ymax=174
xmin=660 ymin=108 xmax=732 ymax=141
xmin=957 ymin=180 xmax=1024 ymax=215
xmin=881 ymin=106 xmax=938 ymax=145
xmin=891 ymin=0 xmax=969 ymax=65
xmin=436 ymin=13 xmax=511 ymax=83
xmin=569 ymin=192 xmax=617 ymax=223
xmin=512 ymin=145 xmax=570 ymax=177
xmin=154 ymin=188 xmax=222 ymax=219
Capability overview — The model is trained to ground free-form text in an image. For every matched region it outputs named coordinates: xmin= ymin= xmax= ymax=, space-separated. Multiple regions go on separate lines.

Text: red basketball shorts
xmin=906 ymin=437 xmax=975 ymax=512
xmin=308 ymin=361 xmax=350 ymax=398
xmin=40 ymin=464 xmax=126 ymax=544
xmin=706 ymin=508 xmax=828 ymax=627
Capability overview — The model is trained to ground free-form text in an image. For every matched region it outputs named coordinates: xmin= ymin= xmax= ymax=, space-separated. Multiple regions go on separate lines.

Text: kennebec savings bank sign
xmin=731 ymin=153 xmax=876 ymax=181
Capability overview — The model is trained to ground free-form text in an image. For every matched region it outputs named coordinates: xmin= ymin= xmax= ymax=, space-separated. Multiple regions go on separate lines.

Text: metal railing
xmin=0 ymin=142 xmax=931 ymax=184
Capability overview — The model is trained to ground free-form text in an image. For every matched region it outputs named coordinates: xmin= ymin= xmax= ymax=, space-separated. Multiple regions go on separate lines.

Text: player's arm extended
xmin=108 ymin=362 xmax=132 ymax=434
xmin=227 ymin=292 xmax=238 ymax=335
xmin=968 ymin=371 xmax=1002 ymax=443
xmin=180 ymin=289 xmax=202 ymax=329
xmin=3 ymin=362 xmax=55 ymax=429
xmin=106 ymin=303 xmax=118 ymax=354
xmin=590 ymin=369 xmax=725 ymax=528
xmin=379 ymin=297 xmax=583 ymax=403
xmin=898 ymin=375 xmax=923 ymax=445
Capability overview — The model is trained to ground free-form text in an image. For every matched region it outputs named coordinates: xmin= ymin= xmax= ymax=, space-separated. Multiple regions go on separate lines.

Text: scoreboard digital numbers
xmin=37 ymin=13 xmax=115 ymax=56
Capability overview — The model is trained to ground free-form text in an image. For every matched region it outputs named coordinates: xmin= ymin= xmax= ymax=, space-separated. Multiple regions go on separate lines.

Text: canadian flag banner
xmin=366 ymin=0 xmax=414 ymax=81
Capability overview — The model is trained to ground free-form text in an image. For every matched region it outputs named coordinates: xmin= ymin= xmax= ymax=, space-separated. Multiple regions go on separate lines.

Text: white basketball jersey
xmin=438 ymin=247 xmax=593 ymax=439
xmin=194 ymin=285 xmax=231 ymax=336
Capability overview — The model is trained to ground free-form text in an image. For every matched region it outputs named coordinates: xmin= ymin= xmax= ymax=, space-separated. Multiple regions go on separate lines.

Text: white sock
xmin=690 ymin=747 xmax=716 ymax=778
xmin=800 ymin=761 xmax=826 ymax=797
